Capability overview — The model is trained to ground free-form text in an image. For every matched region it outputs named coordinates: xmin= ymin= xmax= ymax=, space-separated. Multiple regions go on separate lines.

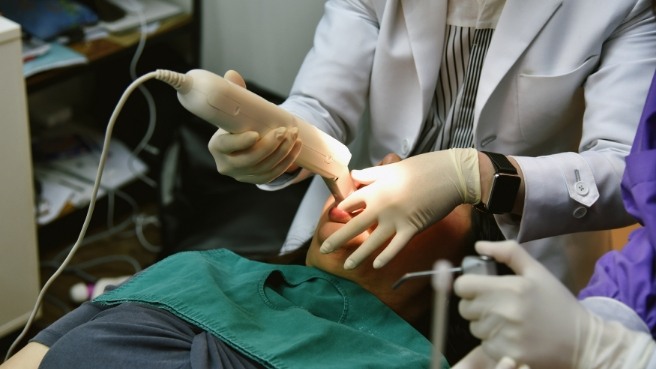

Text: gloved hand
xmin=207 ymin=70 xmax=302 ymax=184
xmin=452 ymin=347 xmax=526 ymax=369
xmin=454 ymin=240 xmax=656 ymax=369
xmin=320 ymin=148 xmax=481 ymax=270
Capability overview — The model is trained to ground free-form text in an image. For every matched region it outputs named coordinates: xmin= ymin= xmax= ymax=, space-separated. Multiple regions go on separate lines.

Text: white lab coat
xmin=265 ymin=0 xmax=656 ymax=290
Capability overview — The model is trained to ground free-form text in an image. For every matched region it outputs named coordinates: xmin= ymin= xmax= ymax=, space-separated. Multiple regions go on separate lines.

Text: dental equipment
xmin=403 ymin=256 xmax=503 ymax=368
xmin=392 ymin=255 xmax=501 ymax=289
xmin=431 ymin=260 xmax=452 ymax=369
xmin=167 ymin=69 xmax=355 ymax=202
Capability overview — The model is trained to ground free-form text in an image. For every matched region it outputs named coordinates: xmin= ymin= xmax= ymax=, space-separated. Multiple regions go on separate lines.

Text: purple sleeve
xmin=579 ymin=75 xmax=656 ymax=339
xmin=578 ymin=228 xmax=656 ymax=338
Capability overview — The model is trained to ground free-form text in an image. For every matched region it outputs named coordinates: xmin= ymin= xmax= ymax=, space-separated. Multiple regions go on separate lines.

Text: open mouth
xmin=317 ymin=203 xmax=369 ymax=250
xmin=328 ymin=203 xmax=352 ymax=223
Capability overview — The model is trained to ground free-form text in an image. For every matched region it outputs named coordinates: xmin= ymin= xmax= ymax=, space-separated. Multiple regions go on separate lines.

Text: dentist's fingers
xmin=334 ymin=183 xmax=374 ymax=214
xmin=341 ymin=223 xmax=395 ymax=269
xmin=320 ymin=207 xmax=378 ymax=254
xmin=468 ymin=311 xmax=505 ymax=340
xmin=451 ymin=346 xmax=499 ymax=369
xmin=454 ymin=274 xmax=501 ymax=300
xmin=371 ymin=230 xmax=415 ymax=269
xmin=496 ymin=357 xmax=523 ymax=369
xmin=209 ymin=128 xmax=259 ymax=154
xmin=349 ymin=165 xmax=388 ymax=184
xmin=245 ymin=128 xmax=301 ymax=182
xmin=208 ymin=126 xmax=300 ymax=183
xmin=223 ymin=69 xmax=246 ymax=87
xmin=456 ymin=275 xmax=526 ymax=322
xmin=474 ymin=240 xmax=543 ymax=277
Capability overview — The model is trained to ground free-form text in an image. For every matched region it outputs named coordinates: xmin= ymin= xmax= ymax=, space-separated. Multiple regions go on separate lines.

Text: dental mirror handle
xmin=431 ymin=260 xmax=453 ymax=369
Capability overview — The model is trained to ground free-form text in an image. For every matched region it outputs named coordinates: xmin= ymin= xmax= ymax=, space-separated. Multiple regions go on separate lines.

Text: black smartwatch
xmin=476 ymin=151 xmax=521 ymax=214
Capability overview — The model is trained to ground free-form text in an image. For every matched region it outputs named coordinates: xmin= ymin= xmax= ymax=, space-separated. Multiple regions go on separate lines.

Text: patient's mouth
xmin=328 ymin=205 xmax=352 ymax=223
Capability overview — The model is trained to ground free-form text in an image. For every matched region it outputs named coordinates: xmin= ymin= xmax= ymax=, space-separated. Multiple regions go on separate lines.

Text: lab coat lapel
xmin=401 ymin=0 xmax=446 ymax=122
xmin=476 ymin=0 xmax=562 ymax=122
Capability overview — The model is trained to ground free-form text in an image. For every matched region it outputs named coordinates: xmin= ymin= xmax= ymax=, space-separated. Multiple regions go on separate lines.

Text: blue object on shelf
xmin=0 ymin=0 xmax=99 ymax=40
xmin=23 ymin=42 xmax=88 ymax=78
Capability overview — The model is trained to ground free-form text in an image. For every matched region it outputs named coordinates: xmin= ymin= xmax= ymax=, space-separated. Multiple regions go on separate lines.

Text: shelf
xmin=25 ymin=7 xmax=200 ymax=227
xmin=26 ymin=13 xmax=197 ymax=92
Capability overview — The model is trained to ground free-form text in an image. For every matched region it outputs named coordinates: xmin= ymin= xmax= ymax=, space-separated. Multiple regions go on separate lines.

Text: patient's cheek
xmin=305 ymin=241 xmax=341 ymax=271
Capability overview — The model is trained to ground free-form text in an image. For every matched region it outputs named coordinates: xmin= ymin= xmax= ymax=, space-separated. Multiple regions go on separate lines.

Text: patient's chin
xmin=306 ymin=238 xmax=363 ymax=272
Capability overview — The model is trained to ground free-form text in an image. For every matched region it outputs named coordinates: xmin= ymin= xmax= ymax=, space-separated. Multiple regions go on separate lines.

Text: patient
xmin=2 ymin=154 xmax=500 ymax=369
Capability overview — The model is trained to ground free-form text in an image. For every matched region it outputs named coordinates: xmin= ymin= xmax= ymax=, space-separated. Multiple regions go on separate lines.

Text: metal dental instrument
xmin=392 ymin=255 xmax=500 ymax=289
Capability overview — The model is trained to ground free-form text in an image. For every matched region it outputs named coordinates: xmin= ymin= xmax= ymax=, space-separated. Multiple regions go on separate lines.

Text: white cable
xmin=46 ymin=186 xmax=139 ymax=262
xmin=49 ymin=176 xmax=152 ymax=267
xmin=51 ymin=201 xmax=135 ymax=263
xmin=4 ymin=71 xmax=160 ymax=362
xmin=134 ymin=214 xmax=162 ymax=253
xmin=112 ymin=189 xmax=142 ymax=239
xmin=127 ymin=0 xmax=158 ymax=188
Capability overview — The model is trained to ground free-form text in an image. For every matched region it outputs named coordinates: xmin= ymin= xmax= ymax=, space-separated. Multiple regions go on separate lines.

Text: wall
xmin=200 ymin=0 xmax=325 ymax=97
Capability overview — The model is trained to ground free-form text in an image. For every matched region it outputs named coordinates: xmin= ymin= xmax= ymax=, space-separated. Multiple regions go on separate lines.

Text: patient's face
xmin=305 ymin=154 xmax=473 ymax=316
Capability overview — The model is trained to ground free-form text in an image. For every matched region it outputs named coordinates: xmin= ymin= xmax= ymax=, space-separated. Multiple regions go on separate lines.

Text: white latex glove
xmin=320 ymin=148 xmax=480 ymax=270
xmin=454 ymin=240 xmax=656 ymax=369
xmin=207 ymin=70 xmax=302 ymax=184
xmin=452 ymin=347 xmax=527 ymax=369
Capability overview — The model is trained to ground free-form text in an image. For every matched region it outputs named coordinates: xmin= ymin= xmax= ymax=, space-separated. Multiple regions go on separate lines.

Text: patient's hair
xmin=446 ymin=208 xmax=504 ymax=363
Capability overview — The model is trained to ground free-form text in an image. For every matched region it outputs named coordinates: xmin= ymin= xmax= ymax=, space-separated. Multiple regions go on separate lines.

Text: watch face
xmin=487 ymin=173 xmax=521 ymax=213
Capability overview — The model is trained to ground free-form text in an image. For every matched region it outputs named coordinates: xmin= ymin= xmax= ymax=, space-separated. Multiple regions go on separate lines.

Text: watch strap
xmin=484 ymin=151 xmax=517 ymax=175
xmin=476 ymin=151 xmax=520 ymax=214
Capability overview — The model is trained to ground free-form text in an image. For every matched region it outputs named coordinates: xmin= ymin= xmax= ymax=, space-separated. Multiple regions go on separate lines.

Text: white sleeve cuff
xmin=581 ymin=296 xmax=650 ymax=334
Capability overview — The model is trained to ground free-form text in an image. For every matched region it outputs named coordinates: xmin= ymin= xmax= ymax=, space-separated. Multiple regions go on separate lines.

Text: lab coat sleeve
xmin=258 ymin=0 xmax=379 ymax=191
xmin=647 ymin=353 xmax=656 ymax=369
xmin=278 ymin=0 xmax=379 ymax=145
xmin=496 ymin=2 xmax=656 ymax=242
xmin=627 ymin=336 xmax=656 ymax=369
xmin=581 ymin=296 xmax=651 ymax=336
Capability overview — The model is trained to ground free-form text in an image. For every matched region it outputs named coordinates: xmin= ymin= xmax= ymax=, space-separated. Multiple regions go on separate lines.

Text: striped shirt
xmin=411 ymin=0 xmax=506 ymax=154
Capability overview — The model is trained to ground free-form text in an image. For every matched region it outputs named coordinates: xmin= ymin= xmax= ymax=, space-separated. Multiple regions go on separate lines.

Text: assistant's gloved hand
xmin=207 ymin=70 xmax=302 ymax=184
xmin=320 ymin=148 xmax=481 ymax=270
xmin=455 ymin=240 xmax=656 ymax=369
xmin=452 ymin=347 xmax=527 ymax=369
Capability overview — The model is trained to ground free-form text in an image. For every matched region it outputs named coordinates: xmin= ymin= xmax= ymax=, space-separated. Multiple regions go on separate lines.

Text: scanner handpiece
xmin=174 ymin=69 xmax=355 ymax=201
